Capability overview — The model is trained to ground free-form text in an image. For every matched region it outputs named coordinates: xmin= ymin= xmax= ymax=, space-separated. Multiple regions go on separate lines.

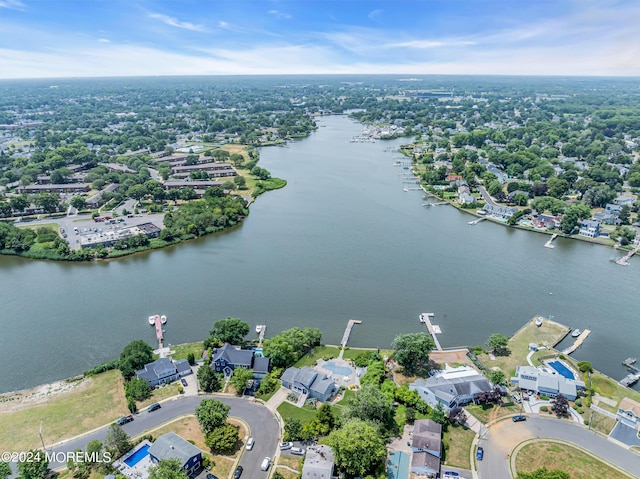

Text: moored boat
xmin=148 ymin=315 xmax=156 ymax=325
xmin=161 ymin=315 xmax=167 ymax=324
xmin=571 ymin=328 xmax=581 ymax=337
xmin=535 ymin=318 xmax=543 ymax=327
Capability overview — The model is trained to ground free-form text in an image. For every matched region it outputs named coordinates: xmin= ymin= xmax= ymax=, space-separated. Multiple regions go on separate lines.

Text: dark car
xmin=116 ymin=415 xmax=134 ymax=425
xmin=206 ymin=474 xmax=219 ymax=479
xmin=147 ymin=403 xmax=161 ymax=412
xmin=476 ymin=446 xmax=484 ymax=461
xmin=181 ymin=378 xmax=188 ymax=387
xmin=512 ymin=415 xmax=527 ymax=422
xmin=234 ymin=466 xmax=243 ymax=479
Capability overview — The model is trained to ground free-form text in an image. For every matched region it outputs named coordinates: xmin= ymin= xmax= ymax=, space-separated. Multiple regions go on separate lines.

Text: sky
xmin=0 ymin=0 xmax=639 ymax=79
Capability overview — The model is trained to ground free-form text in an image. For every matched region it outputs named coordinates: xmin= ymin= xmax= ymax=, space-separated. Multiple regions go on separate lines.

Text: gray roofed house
xmin=135 ymin=358 xmax=192 ymax=387
xmin=410 ymin=419 xmax=442 ymax=478
xmin=482 ymin=203 xmax=519 ymax=219
xmin=210 ymin=343 xmax=271 ymax=380
xmin=410 ymin=365 xmax=493 ymax=412
xmin=511 ymin=365 xmax=585 ymax=401
xmin=302 ymin=445 xmax=334 ymax=479
xmin=281 ymin=366 xmax=338 ymax=402
xmin=148 ymin=432 xmax=202 ymax=476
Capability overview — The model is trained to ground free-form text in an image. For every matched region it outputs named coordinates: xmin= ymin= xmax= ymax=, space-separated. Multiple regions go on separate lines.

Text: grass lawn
xmin=0 ymin=370 xmax=128 ymax=451
xmin=515 ymin=441 xmax=635 ymax=479
xmin=274 ymin=467 xmax=301 ymax=479
xmin=591 ymin=372 xmax=640 ymax=405
xmin=466 ymin=402 xmax=520 ymax=424
xmin=294 ymin=346 xmax=341 ymax=368
xmin=588 ymin=410 xmax=617 ymax=436
xmin=442 ymin=425 xmax=475 ymax=469
xmin=277 ymin=455 xmax=303 ymax=470
xmin=277 ymin=401 xmax=318 ymax=424
xmin=167 ymin=342 xmax=204 ymax=362
xmin=137 ymin=383 xmax=182 ymax=409
xmin=478 ymin=318 xmax=570 ymax=377
xmin=142 ymin=415 xmax=208 ymax=451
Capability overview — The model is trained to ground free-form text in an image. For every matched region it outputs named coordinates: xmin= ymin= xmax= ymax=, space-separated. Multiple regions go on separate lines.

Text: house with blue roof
xmin=281 ymin=366 xmax=338 ymax=402
xmin=148 ymin=432 xmax=202 ymax=476
xmin=210 ymin=343 xmax=271 ymax=379
xmin=135 ymin=357 xmax=192 ymax=387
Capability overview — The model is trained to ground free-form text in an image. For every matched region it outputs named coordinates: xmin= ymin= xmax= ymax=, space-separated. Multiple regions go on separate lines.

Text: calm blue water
xmin=124 ymin=444 xmax=150 ymax=467
xmin=548 ymin=361 xmax=575 ymax=380
xmin=324 ymin=361 xmax=352 ymax=376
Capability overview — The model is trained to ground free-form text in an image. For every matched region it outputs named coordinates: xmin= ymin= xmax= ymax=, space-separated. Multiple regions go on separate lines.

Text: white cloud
xmin=367 ymin=9 xmax=383 ymax=21
xmin=0 ymin=0 xmax=25 ymax=10
xmin=267 ymin=10 xmax=292 ymax=20
xmin=388 ymin=40 xmax=477 ymax=49
xmin=148 ymin=13 xmax=206 ymax=32
xmin=97 ymin=38 xmax=110 ymax=43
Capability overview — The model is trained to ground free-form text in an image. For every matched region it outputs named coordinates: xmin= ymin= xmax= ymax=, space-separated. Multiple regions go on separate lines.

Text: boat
xmin=160 ymin=315 xmax=167 ymax=324
xmin=256 ymin=325 xmax=263 ymax=334
xmin=535 ymin=318 xmax=543 ymax=327
xmin=148 ymin=315 xmax=156 ymax=325
xmin=571 ymin=329 xmax=581 ymax=337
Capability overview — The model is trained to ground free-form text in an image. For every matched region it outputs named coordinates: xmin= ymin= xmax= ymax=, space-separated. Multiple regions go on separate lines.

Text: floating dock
xmin=468 ymin=217 xmax=487 ymax=225
xmin=561 ymin=329 xmax=591 ymax=355
xmin=620 ymin=358 xmax=640 ymax=387
xmin=419 ymin=313 xmax=442 ymax=351
xmin=544 ymin=234 xmax=558 ymax=249
xmin=616 ymin=248 xmax=638 ymax=266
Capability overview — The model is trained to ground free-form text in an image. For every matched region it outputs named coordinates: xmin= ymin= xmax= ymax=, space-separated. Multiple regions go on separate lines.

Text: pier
xmin=151 ymin=315 xmax=166 ymax=348
xmin=616 ymin=247 xmax=638 ymax=266
xmin=341 ymin=319 xmax=362 ymax=349
xmin=419 ymin=313 xmax=442 ymax=351
xmin=544 ymin=234 xmax=558 ymax=249
xmin=620 ymin=358 xmax=640 ymax=387
xmin=256 ymin=325 xmax=267 ymax=346
xmin=561 ymin=329 xmax=591 ymax=355
xmin=468 ymin=217 xmax=487 ymax=225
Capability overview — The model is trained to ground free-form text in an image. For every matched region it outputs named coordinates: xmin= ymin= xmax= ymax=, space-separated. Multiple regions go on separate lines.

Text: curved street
xmin=46 ymin=395 xmax=281 ymax=479
xmin=477 ymin=416 xmax=640 ymax=479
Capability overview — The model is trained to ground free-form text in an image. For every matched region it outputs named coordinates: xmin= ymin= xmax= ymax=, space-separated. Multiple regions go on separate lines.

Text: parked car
xmin=511 ymin=393 xmax=521 ymax=403
xmin=206 ymin=474 xmax=219 ymax=479
xmin=116 ymin=415 xmax=134 ymax=425
xmin=476 ymin=447 xmax=484 ymax=461
xmin=279 ymin=442 xmax=293 ymax=450
xmin=260 ymin=457 xmax=271 ymax=471
xmin=512 ymin=415 xmax=527 ymax=422
xmin=246 ymin=437 xmax=255 ymax=450
xmin=181 ymin=378 xmax=188 ymax=387
xmin=444 ymin=472 xmax=459 ymax=477
xmin=234 ymin=466 xmax=243 ymax=479
xmin=147 ymin=403 xmax=161 ymax=412
xmin=290 ymin=447 xmax=305 ymax=455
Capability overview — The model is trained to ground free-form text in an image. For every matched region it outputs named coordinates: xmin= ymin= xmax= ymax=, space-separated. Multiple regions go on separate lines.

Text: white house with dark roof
xmin=617 ymin=398 xmax=640 ymax=430
xmin=148 ymin=432 xmax=202 ymax=476
xmin=281 ymin=366 xmax=338 ymax=402
xmin=409 ymin=365 xmax=493 ymax=412
xmin=511 ymin=365 xmax=585 ymax=400
xmin=135 ymin=357 xmax=192 ymax=387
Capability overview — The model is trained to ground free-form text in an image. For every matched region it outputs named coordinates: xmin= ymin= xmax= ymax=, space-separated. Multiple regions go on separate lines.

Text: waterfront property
xmin=79 ymin=222 xmax=162 ymax=249
xmin=302 ymin=445 xmax=334 ymax=479
xmin=617 ymin=397 xmax=640 ymax=430
xmin=482 ymin=203 xmax=519 ymax=219
xmin=578 ymin=219 xmax=601 ymax=238
xmin=410 ymin=365 xmax=493 ymax=412
xmin=281 ymin=366 xmax=338 ymax=402
xmin=511 ymin=365 xmax=585 ymax=400
xmin=210 ymin=343 xmax=270 ymax=379
xmin=135 ymin=357 xmax=192 ymax=387
xmin=410 ymin=419 xmax=442 ymax=478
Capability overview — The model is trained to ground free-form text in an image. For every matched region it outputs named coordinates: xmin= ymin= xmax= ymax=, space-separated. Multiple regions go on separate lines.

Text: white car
xmin=246 ymin=438 xmax=255 ymax=451
xmin=279 ymin=442 xmax=293 ymax=450
xmin=290 ymin=447 xmax=305 ymax=455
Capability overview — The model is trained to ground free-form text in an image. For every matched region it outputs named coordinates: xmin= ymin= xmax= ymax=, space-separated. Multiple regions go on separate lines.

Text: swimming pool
xmin=548 ymin=361 xmax=575 ymax=380
xmin=323 ymin=361 xmax=352 ymax=376
xmin=124 ymin=444 xmax=150 ymax=467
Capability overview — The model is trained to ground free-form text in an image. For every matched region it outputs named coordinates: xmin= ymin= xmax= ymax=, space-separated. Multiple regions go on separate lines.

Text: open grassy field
xmin=137 ymin=382 xmax=182 ymax=409
xmin=293 ymin=346 xmax=341 ymax=368
xmin=442 ymin=425 xmax=475 ymax=469
xmin=277 ymin=401 xmax=318 ymax=424
xmin=478 ymin=318 xmax=570 ymax=377
xmin=591 ymin=372 xmax=640 ymax=405
xmin=0 ymin=370 xmax=128 ymax=451
xmin=166 ymin=342 xmax=204 ymax=362
xmin=515 ymin=441 xmax=635 ymax=479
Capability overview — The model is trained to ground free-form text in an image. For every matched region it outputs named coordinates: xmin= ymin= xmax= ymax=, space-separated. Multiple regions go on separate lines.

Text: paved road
xmin=476 ymin=185 xmax=496 ymax=206
xmin=45 ymin=395 xmax=280 ymax=479
xmin=477 ymin=416 xmax=640 ymax=479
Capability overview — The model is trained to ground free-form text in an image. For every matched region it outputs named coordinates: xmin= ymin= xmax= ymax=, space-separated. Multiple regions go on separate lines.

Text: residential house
xmin=532 ymin=214 xmax=561 ymax=230
xmin=605 ymin=203 xmax=623 ymax=215
xmin=578 ymin=219 xmax=600 ymax=238
xmin=148 ymin=432 xmax=202 ymax=476
xmin=482 ymin=204 xmax=519 ymax=219
xmin=281 ymin=366 xmax=338 ymax=402
xmin=507 ymin=190 xmax=530 ymax=202
xmin=618 ymin=398 xmax=640 ymax=430
xmin=458 ymin=185 xmax=475 ymax=205
xmin=86 ymin=183 xmax=119 ymax=208
xmin=210 ymin=343 xmax=270 ymax=379
xmin=593 ymin=211 xmax=621 ymax=226
xmin=511 ymin=365 xmax=585 ymax=401
xmin=302 ymin=445 xmax=334 ymax=479
xmin=410 ymin=365 xmax=493 ymax=412
xmin=135 ymin=357 xmax=192 ymax=387
xmin=410 ymin=419 xmax=442 ymax=478
xmin=616 ymin=195 xmax=635 ymax=207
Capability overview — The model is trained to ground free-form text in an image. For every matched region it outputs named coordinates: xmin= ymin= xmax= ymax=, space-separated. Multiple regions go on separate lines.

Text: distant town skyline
xmin=1 ymin=0 xmax=639 ymax=79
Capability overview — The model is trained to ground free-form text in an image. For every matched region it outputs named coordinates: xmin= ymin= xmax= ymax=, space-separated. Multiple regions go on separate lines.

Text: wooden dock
xmin=561 ymin=329 xmax=591 ymax=355
xmin=256 ymin=325 xmax=267 ymax=346
xmin=616 ymin=248 xmax=638 ymax=266
xmin=153 ymin=315 xmax=164 ymax=348
xmin=468 ymin=217 xmax=487 ymax=225
xmin=419 ymin=313 xmax=442 ymax=351
xmin=544 ymin=234 xmax=558 ymax=249
xmin=341 ymin=319 xmax=362 ymax=348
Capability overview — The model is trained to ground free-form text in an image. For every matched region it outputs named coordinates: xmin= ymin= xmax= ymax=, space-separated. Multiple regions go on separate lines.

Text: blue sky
xmin=0 ymin=0 xmax=639 ymax=79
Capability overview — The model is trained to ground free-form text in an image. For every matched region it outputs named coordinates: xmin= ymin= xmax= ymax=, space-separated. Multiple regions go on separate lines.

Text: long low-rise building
xmin=511 ymin=365 xmax=585 ymax=400
xmin=17 ymin=183 xmax=91 ymax=194
xmin=171 ymin=162 xmax=236 ymax=176
xmin=164 ymin=180 xmax=223 ymax=190
xmin=79 ymin=221 xmax=161 ymax=249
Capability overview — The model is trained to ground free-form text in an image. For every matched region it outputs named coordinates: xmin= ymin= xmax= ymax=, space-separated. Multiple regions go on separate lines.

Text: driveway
xmin=610 ymin=422 xmax=640 ymax=448
xmin=43 ymin=395 xmax=280 ymax=479
xmin=477 ymin=416 xmax=640 ymax=479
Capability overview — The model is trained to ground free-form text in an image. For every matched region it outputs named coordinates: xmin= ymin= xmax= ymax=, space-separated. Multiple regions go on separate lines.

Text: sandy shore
xmin=0 ymin=376 xmax=90 ymax=414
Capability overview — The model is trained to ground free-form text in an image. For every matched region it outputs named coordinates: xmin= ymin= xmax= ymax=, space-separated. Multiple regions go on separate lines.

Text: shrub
xmin=540 ymin=406 xmax=548 ymax=412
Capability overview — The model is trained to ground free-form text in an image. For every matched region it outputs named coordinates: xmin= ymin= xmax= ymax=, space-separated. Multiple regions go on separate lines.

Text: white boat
xmin=571 ymin=329 xmax=581 ymax=337
xmin=148 ymin=315 xmax=156 ymax=325
xmin=536 ymin=318 xmax=543 ymax=327
xmin=256 ymin=325 xmax=263 ymax=334
xmin=160 ymin=315 xmax=167 ymax=324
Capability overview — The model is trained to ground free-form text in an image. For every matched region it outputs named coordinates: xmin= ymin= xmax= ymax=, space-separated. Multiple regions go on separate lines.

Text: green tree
xmin=17 ymin=451 xmax=49 ymax=479
xmin=34 ymin=192 xmax=60 ymax=213
xmin=127 ymin=184 xmax=148 ymax=201
xmin=284 ymin=417 xmax=303 ymax=441
xmin=517 ymin=467 xmax=570 ymax=479
xmin=187 ymin=352 xmax=196 ymax=365
xmin=487 ymin=180 xmax=503 ymax=197
xmin=119 ymin=340 xmax=154 ymax=380
xmin=229 ymin=367 xmax=253 ymax=395
xmin=488 ymin=369 xmax=507 ymax=386
xmin=326 ymin=420 xmax=386 ymax=477
xmin=70 ymin=196 xmax=87 ymax=210
xmin=205 ymin=423 xmax=239 ymax=454
xmin=148 ymin=458 xmax=189 ymax=479
xmin=210 ymin=317 xmax=249 ymax=345
xmin=619 ymin=205 xmax=631 ymax=225
xmin=197 ymin=365 xmax=222 ymax=393
xmin=429 ymin=402 xmax=448 ymax=426
xmin=546 ymin=177 xmax=569 ymax=198
xmin=195 ymin=398 xmax=230 ymax=435
xmin=105 ymin=423 xmax=131 ymax=457
xmin=392 ymin=332 xmax=435 ymax=376
xmin=347 ymin=384 xmax=394 ymax=428
xmin=9 ymin=195 xmax=29 ymax=213
xmin=0 ymin=462 xmax=11 ymax=479
xmin=124 ymin=377 xmax=152 ymax=401
xmin=486 ymin=333 xmax=510 ymax=356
